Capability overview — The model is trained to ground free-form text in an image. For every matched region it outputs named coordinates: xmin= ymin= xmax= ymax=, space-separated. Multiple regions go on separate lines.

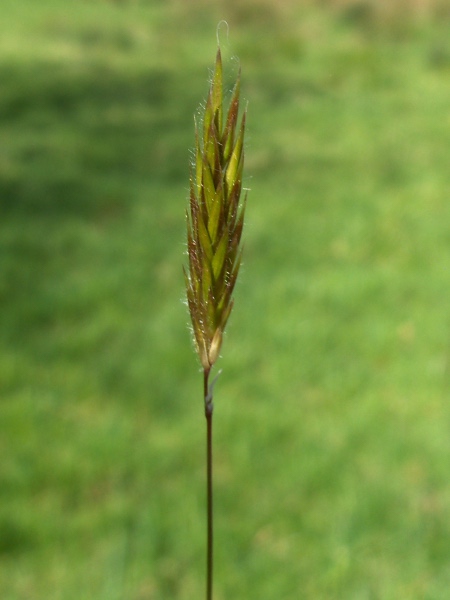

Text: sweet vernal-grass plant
xmin=184 ymin=45 xmax=247 ymax=600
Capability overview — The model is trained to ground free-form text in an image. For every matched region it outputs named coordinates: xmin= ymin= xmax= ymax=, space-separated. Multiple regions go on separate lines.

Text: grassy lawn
xmin=1 ymin=1 xmax=450 ymax=598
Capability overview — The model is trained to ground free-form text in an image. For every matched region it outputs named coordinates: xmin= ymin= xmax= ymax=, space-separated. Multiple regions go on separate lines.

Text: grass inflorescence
xmin=184 ymin=47 xmax=246 ymax=375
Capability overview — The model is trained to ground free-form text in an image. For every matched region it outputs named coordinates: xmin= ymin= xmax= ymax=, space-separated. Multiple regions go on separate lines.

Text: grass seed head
xmin=185 ymin=47 xmax=246 ymax=371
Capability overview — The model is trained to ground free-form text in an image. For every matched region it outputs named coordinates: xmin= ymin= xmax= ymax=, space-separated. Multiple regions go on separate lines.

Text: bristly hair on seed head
xmin=184 ymin=47 xmax=247 ymax=372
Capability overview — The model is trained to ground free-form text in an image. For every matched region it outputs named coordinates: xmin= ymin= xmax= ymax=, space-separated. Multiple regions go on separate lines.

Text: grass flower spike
xmin=185 ymin=47 xmax=246 ymax=376
xmin=184 ymin=46 xmax=247 ymax=600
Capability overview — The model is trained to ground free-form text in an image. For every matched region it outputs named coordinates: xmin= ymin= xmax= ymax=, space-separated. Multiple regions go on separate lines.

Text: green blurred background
xmin=1 ymin=1 xmax=450 ymax=598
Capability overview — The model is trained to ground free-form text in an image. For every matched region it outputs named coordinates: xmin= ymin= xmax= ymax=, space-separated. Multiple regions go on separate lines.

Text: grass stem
xmin=204 ymin=368 xmax=214 ymax=600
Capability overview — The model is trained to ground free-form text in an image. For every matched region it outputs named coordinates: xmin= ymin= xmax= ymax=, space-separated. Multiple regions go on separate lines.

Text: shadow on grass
xmin=0 ymin=60 xmax=197 ymax=219
xmin=0 ymin=58 xmax=195 ymax=367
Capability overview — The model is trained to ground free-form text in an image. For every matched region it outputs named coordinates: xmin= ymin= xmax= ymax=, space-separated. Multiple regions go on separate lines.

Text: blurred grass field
xmin=1 ymin=0 xmax=450 ymax=598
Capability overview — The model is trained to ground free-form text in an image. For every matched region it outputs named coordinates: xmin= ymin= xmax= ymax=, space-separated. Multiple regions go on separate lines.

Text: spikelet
xmin=184 ymin=48 xmax=246 ymax=372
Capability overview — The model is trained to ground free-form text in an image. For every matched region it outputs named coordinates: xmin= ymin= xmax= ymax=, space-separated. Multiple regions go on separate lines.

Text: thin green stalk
xmin=204 ymin=368 xmax=213 ymax=600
